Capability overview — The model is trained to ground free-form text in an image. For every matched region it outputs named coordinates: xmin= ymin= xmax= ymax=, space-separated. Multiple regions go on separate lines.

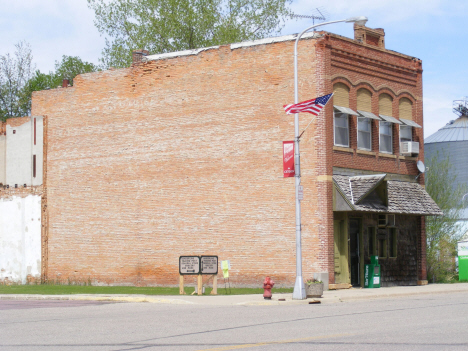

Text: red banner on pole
xmin=283 ymin=141 xmax=295 ymax=177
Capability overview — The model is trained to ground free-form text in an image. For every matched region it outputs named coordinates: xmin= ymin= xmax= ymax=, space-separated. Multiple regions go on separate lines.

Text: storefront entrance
xmin=349 ymin=218 xmax=361 ymax=287
xmin=334 ymin=218 xmax=349 ymax=284
xmin=334 ymin=216 xmax=362 ymax=287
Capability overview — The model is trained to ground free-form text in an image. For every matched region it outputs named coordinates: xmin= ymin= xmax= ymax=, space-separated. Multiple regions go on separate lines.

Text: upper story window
xmin=378 ymin=93 xmax=396 ymax=154
xmin=357 ymin=117 xmax=371 ymax=150
xmin=398 ymin=97 xmax=422 ymax=151
xmin=379 ymin=121 xmax=393 ymax=153
xmin=333 ymin=83 xmax=352 ymax=147
xmin=334 ymin=112 xmax=349 ymax=147
xmin=356 ymin=88 xmax=375 ymax=151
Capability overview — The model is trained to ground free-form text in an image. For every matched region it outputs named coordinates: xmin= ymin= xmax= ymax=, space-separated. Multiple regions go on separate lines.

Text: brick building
xmin=27 ymin=24 xmax=441 ymax=288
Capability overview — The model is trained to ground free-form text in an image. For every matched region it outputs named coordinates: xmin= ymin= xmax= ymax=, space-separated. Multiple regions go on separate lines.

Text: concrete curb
xmin=1 ymin=283 xmax=468 ymax=306
xmin=0 ymin=293 xmax=316 ymax=305
xmin=323 ymin=283 xmax=468 ymax=303
xmin=0 ymin=294 xmax=196 ymax=305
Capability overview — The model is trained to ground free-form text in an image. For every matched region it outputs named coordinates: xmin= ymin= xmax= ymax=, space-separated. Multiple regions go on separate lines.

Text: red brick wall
xmin=327 ymin=33 xmax=424 ymax=176
xmin=32 ymin=39 xmax=326 ymax=287
xmin=31 ymin=31 xmax=427 ymax=287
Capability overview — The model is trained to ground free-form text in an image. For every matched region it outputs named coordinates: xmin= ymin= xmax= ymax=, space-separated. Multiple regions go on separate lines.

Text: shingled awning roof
xmin=349 ymin=174 xmax=386 ymax=203
xmin=333 ymin=175 xmax=443 ymax=215
xmin=387 ymin=181 xmax=442 ymax=215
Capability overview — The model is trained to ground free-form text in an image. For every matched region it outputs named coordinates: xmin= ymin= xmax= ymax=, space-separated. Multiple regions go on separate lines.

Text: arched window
xmin=333 ymin=83 xmax=351 ymax=147
xmin=378 ymin=94 xmax=394 ymax=154
xmin=399 ymin=98 xmax=413 ymax=120
xmin=333 ymin=83 xmax=350 ymax=108
xmin=356 ymin=89 xmax=373 ymax=151
xmin=398 ymin=98 xmax=420 ymax=151
xmin=357 ymin=88 xmax=372 ymax=112
xmin=379 ymin=93 xmax=393 ymax=116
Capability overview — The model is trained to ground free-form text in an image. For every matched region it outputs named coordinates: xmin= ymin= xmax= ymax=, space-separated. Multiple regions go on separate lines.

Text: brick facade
xmin=325 ymin=33 xmax=426 ymax=285
xmin=31 ymin=26 xmax=428 ymax=287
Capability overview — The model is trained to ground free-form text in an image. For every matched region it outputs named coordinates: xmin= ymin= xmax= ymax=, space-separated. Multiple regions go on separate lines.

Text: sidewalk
xmin=2 ymin=283 xmax=468 ymax=306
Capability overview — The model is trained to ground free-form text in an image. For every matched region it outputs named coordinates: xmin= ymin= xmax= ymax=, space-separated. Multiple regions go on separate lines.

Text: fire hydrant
xmin=263 ymin=276 xmax=275 ymax=300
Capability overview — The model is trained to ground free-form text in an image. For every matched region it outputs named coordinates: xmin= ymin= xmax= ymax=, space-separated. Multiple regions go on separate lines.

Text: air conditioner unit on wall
xmin=401 ymin=141 xmax=419 ymax=156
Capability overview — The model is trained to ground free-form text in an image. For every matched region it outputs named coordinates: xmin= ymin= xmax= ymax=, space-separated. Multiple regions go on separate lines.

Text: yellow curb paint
xmin=195 ymin=333 xmax=352 ymax=351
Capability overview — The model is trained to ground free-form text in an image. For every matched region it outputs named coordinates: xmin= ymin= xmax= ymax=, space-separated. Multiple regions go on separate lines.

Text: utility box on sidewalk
xmin=458 ymin=240 xmax=468 ymax=282
xmin=364 ymin=256 xmax=381 ymax=288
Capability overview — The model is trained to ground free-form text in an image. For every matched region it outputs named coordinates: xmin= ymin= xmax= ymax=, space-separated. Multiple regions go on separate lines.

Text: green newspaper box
xmin=364 ymin=256 xmax=381 ymax=288
xmin=458 ymin=240 xmax=468 ymax=282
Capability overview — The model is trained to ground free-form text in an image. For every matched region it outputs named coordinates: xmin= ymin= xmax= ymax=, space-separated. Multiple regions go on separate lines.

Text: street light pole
xmin=292 ymin=16 xmax=368 ymax=300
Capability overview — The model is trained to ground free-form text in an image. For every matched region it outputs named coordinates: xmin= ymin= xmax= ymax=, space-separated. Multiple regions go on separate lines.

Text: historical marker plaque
xmin=200 ymin=256 xmax=218 ymax=275
xmin=179 ymin=256 xmax=200 ymax=275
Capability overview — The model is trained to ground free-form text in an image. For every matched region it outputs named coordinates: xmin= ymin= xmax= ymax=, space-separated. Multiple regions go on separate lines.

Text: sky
xmin=0 ymin=0 xmax=466 ymax=138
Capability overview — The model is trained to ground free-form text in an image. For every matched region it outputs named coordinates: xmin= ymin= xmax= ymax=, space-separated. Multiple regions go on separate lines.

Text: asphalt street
xmin=1 ymin=291 xmax=468 ymax=351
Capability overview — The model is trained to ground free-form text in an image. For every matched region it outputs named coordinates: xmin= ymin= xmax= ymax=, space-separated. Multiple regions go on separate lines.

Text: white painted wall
xmin=6 ymin=122 xmax=31 ymax=186
xmin=4 ymin=117 xmax=43 ymax=187
xmin=0 ymin=195 xmax=41 ymax=283
xmin=0 ymin=135 xmax=5 ymax=185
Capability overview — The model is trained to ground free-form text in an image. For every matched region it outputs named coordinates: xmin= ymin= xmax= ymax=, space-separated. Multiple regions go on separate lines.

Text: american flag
xmin=283 ymin=93 xmax=333 ymax=115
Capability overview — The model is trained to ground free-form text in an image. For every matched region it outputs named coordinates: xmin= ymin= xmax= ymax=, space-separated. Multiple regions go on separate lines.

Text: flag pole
xmin=291 ymin=17 xmax=368 ymax=300
xmin=292 ymin=26 xmax=306 ymax=299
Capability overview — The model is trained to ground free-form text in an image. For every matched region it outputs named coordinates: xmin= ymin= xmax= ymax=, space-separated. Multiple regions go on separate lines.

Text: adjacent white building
xmin=0 ymin=116 xmax=43 ymax=187
xmin=0 ymin=195 xmax=42 ymax=283
xmin=0 ymin=116 xmax=43 ymax=284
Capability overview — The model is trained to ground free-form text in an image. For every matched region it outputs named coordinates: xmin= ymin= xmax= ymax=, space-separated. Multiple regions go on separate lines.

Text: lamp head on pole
xmin=345 ymin=16 xmax=368 ymax=26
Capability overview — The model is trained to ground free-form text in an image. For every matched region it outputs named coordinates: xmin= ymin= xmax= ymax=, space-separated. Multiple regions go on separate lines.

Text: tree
xmin=0 ymin=41 xmax=35 ymax=121
xmin=20 ymin=56 xmax=99 ymax=115
xmin=18 ymin=70 xmax=58 ymax=115
xmin=54 ymin=55 xmax=99 ymax=85
xmin=88 ymin=0 xmax=293 ymax=68
xmin=425 ymin=151 xmax=467 ymax=283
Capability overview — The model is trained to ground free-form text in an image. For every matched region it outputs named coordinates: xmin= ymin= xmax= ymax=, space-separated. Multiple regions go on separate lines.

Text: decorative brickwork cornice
xmin=330 ymin=52 xmax=418 ymax=87
xmin=331 ymin=48 xmax=419 ymax=75
xmin=323 ymin=32 xmax=422 ymax=63
xmin=330 ymin=75 xmax=419 ymax=100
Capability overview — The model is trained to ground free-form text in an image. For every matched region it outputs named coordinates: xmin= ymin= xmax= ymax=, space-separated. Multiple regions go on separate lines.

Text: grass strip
xmin=0 ymin=285 xmax=293 ymax=296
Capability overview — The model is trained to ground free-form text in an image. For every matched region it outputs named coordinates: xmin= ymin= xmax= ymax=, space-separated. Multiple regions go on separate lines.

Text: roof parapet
xmin=354 ymin=24 xmax=385 ymax=48
xmin=144 ymin=32 xmax=321 ymax=63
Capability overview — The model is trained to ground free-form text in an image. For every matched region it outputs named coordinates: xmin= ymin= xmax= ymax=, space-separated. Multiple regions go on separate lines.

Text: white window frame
xmin=334 ymin=112 xmax=349 ymax=147
xmin=399 ymin=125 xmax=413 ymax=155
xmin=379 ymin=121 xmax=393 ymax=154
xmin=357 ymin=117 xmax=372 ymax=151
